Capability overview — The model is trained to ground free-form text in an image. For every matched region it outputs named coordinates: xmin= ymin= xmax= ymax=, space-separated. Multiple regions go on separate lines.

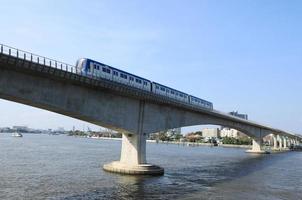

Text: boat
xmin=12 ymin=132 xmax=23 ymax=137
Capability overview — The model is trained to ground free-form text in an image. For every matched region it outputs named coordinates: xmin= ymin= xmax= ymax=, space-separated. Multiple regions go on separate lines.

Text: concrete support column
xmin=277 ymin=135 xmax=282 ymax=149
xmin=103 ymin=132 xmax=164 ymax=175
xmin=246 ymin=138 xmax=267 ymax=154
xmin=120 ymin=133 xmax=147 ymax=165
xmin=283 ymin=137 xmax=287 ymax=149
xmin=273 ymin=134 xmax=278 ymax=150
xmin=103 ymin=100 xmax=164 ymax=176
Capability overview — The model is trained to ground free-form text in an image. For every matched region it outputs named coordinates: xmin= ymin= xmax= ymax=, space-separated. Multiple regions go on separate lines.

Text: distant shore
xmin=83 ymin=136 xmax=252 ymax=149
xmin=147 ymin=140 xmax=251 ymax=149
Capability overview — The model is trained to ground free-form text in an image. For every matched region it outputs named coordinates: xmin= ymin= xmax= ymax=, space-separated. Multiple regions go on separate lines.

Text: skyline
xmin=0 ymin=0 xmax=302 ymax=134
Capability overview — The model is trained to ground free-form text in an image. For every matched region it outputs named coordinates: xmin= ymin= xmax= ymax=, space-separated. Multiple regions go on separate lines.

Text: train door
xmin=153 ymin=83 xmax=160 ymax=94
xmin=87 ymin=62 xmax=94 ymax=77
xmin=129 ymin=76 xmax=135 ymax=87
xmin=112 ymin=70 xmax=119 ymax=82
xmin=143 ymin=81 xmax=149 ymax=91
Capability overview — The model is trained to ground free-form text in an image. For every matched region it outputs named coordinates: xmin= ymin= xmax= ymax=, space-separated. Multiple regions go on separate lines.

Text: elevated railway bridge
xmin=0 ymin=44 xmax=300 ymax=175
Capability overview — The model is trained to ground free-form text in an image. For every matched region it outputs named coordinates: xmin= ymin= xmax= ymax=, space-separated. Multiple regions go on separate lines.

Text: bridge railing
xmin=0 ymin=44 xmax=76 ymax=73
xmin=0 ymin=43 xmax=142 ymax=86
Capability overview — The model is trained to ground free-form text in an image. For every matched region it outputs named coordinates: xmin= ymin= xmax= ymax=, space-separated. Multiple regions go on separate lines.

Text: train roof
xmin=80 ymin=58 xmax=212 ymax=105
xmin=152 ymin=82 xmax=189 ymax=96
xmin=189 ymin=95 xmax=212 ymax=104
xmin=85 ymin=58 xmax=151 ymax=82
xmin=153 ymin=82 xmax=212 ymax=104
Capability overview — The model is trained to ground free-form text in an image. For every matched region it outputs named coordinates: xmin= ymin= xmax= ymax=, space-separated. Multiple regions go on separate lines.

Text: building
xmin=12 ymin=126 xmax=30 ymax=132
xmin=0 ymin=127 xmax=11 ymax=133
xmin=166 ymin=128 xmax=182 ymax=140
xmin=219 ymin=111 xmax=249 ymax=139
xmin=166 ymin=128 xmax=181 ymax=136
xmin=220 ymin=128 xmax=245 ymax=138
xmin=202 ymin=128 xmax=220 ymax=138
xmin=56 ymin=127 xmax=65 ymax=133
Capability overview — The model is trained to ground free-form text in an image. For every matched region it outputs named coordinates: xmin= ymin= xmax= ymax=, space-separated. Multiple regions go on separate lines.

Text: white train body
xmin=152 ymin=82 xmax=189 ymax=103
xmin=76 ymin=58 xmax=213 ymax=110
xmin=76 ymin=58 xmax=151 ymax=91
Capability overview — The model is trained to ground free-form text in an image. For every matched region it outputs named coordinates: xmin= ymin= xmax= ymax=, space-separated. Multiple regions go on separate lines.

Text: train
xmin=75 ymin=58 xmax=213 ymax=110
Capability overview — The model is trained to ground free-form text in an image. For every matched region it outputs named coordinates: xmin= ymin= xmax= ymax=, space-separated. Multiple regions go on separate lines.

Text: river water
xmin=0 ymin=133 xmax=301 ymax=200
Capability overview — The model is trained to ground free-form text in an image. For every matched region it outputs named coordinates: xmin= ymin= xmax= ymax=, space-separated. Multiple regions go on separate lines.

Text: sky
xmin=0 ymin=0 xmax=301 ymax=134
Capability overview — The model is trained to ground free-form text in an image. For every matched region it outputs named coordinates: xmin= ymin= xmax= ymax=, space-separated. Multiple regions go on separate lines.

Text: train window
xmin=130 ymin=77 xmax=134 ymax=81
xmin=113 ymin=71 xmax=118 ymax=76
xmin=156 ymin=85 xmax=159 ymax=89
xmin=106 ymin=69 xmax=111 ymax=74
xmin=136 ymin=79 xmax=142 ymax=84
xmin=160 ymin=87 xmax=165 ymax=91
xmin=171 ymin=91 xmax=175 ymax=94
xmin=143 ymin=81 xmax=147 ymax=85
xmin=102 ymin=67 xmax=107 ymax=72
xmin=180 ymin=94 xmax=183 ymax=97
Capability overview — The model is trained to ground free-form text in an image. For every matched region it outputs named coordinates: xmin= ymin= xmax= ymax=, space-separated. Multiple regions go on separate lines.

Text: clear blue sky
xmin=0 ymin=0 xmax=301 ymax=134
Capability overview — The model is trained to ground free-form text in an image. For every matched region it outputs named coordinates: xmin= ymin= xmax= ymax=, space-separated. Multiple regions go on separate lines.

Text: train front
xmin=75 ymin=58 xmax=89 ymax=74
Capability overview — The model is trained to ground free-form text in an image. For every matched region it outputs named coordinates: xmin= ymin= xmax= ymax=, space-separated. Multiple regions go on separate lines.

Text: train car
xmin=75 ymin=58 xmax=213 ymax=110
xmin=151 ymin=82 xmax=189 ymax=103
xmin=75 ymin=58 xmax=151 ymax=91
xmin=189 ymin=95 xmax=213 ymax=110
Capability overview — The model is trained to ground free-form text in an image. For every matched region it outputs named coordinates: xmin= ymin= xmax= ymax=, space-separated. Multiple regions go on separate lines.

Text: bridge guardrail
xmin=0 ymin=44 xmax=76 ymax=73
xmin=0 ymin=43 xmax=120 ymax=81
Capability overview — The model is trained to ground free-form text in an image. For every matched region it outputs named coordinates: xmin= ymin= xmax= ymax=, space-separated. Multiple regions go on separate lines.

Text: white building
xmin=220 ymin=128 xmax=249 ymax=139
xmin=220 ymin=128 xmax=239 ymax=138
xmin=202 ymin=128 xmax=220 ymax=138
xmin=166 ymin=128 xmax=181 ymax=137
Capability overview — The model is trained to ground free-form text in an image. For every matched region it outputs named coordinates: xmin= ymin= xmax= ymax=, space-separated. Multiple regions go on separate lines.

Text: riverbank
xmin=147 ymin=140 xmax=252 ymax=149
xmin=70 ymin=136 xmax=252 ymax=149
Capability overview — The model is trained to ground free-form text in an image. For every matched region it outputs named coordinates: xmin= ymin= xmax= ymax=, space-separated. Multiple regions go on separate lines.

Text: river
xmin=0 ymin=134 xmax=301 ymax=200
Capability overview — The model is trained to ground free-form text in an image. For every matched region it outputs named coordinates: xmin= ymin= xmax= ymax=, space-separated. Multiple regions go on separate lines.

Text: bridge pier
xmin=272 ymin=134 xmax=278 ymax=150
xmin=277 ymin=135 xmax=283 ymax=150
xmin=103 ymin=133 xmax=164 ymax=175
xmin=246 ymin=138 xmax=268 ymax=154
xmin=283 ymin=137 xmax=288 ymax=149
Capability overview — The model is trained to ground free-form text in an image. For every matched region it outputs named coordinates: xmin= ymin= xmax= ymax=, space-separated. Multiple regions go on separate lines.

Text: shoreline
xmin=82 ymin=136 xmax=252 ymax=149
xmin=147 ymin=140 xmax=251 ymax=149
